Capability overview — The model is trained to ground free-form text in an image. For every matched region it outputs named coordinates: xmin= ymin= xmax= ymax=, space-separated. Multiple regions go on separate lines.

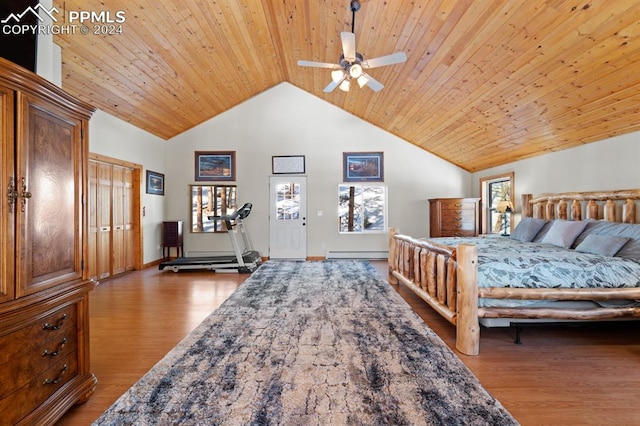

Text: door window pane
xmin=276 ymin=182 xmax=300 ymax=220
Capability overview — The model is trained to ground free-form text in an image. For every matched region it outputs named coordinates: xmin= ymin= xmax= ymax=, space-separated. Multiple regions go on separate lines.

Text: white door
xmin=269 ymin=176 xmax=307 ymax=259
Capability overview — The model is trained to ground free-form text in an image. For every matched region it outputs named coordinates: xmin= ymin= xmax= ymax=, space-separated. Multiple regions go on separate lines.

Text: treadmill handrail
xmin=207 ymin=202 xmax=252 ymax=221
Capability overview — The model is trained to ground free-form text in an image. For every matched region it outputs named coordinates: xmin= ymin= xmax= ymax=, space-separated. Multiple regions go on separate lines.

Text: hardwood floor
xmin=56 ymin=261 xmax=640 ymax=426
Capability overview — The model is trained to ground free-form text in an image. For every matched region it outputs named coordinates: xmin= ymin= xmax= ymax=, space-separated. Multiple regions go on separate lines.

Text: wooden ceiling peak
xmin=53 ymin=0 xmax=640 ymax=172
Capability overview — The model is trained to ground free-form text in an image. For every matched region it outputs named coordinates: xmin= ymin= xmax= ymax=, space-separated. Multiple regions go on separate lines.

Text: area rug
xmin=94 ymin=260 xmax=518 ymax=425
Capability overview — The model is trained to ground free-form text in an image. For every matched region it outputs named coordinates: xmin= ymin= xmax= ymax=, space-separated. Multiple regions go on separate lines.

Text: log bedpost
xmin=456 ymin=243 xmax=479 ymax=356
xmin=521 ymin=194 xmax=532 ymax=217
xmin=388 ymin=228 xmax=399 ymax=284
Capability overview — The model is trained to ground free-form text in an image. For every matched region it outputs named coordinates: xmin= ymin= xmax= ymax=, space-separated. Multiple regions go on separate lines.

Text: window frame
xmin=338 ymin=183 xmax=388 ymax=234
xmin=479 ymin=172 xmax=514 ymax=235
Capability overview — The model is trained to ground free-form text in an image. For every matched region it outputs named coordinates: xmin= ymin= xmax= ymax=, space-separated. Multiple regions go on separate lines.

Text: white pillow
xmin=541 ymin=220 xmax=588 ymax=249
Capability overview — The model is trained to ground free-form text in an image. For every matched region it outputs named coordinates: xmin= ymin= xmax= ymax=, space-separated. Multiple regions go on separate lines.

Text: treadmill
xmin=159 ymin=202 xmax=261 ymax=273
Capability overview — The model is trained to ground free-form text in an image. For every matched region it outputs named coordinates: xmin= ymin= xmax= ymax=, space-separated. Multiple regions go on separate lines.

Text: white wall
xmin=472 ymin=131 xmax=640 ymax=213
xmin=89 ymin=110 xmax=166 ymax=264
xmin=166 ymin=83 xmax=471 ymax=258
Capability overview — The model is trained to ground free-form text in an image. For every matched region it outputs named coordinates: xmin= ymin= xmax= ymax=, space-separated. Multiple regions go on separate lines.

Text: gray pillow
xmin=510 ymin=217 xmax=548 ymax=242
xmin=575 ymin=234 xmax=630 ymax=257
xmin=540 ymin=220 xmax=588 ymax=249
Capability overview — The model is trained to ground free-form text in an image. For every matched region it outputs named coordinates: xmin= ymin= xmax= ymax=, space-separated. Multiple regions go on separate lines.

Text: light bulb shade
xmin=339 ymin=79 xmax=350 ymax=92
xmin=349 ymin=63 xmax=363 ymax=79
xmin=331 ymin=69 xmax=345 ymax=83
xmin=356 ymin=74 xmax=369 ymax=88
xmin=496 ymin=200 xmax=513 ymax=213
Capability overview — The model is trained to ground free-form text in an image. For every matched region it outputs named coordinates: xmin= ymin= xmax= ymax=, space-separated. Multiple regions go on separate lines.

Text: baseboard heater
xmin=326 ymin=250 xmax=388 ymax=259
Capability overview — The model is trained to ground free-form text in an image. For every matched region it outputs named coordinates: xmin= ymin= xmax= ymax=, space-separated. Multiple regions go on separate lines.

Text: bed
xmin=388 ymin=189 xmax=640 ymax=355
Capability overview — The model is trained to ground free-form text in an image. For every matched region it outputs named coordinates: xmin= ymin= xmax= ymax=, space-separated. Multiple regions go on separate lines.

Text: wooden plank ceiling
xmin=53 ymin=0 xmax=640 ymax=172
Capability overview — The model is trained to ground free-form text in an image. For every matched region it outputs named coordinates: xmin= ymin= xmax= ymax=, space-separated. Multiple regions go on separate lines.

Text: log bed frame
xmin=388 ymin=189 xmax=640 ymax=356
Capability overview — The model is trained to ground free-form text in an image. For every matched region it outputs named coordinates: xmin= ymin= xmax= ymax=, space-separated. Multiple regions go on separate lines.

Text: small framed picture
xmin=343 ymin=152 xmax=384 ymax=182
xmin=195 ymin=151 xmax=236 ymax=181
xmin=272 ymin=155 xmax=305 ymax=174
xmin=146 ymin=170 xmax=165 ymax=195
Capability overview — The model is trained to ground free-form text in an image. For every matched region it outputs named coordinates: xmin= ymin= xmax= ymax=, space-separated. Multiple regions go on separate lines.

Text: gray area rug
xmin=94 ymin=260 xmax=518 ymax=425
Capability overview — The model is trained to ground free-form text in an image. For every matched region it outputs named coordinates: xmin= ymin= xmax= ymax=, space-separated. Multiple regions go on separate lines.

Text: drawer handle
xmin=42 ymin=337 xmax=68 ymax=357
xmin=43 ymin=313 xmax=68 ymax=331
xmin=43 ymin=364 xmax=68 ymax=385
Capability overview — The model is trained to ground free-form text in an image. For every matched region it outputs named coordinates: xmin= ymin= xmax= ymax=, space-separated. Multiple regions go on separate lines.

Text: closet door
xmin=87 ymin=161 xmax=99 ymax=281
xmin=112 ymin=165 xmax=126 ymax=275
xmin=123 ymin=167 xmax=135 ymax=271
xmin=97 ymin=162 xmax=112 ymax=279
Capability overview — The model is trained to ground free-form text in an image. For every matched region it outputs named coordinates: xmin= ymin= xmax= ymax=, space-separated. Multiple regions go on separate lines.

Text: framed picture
xmin=272 ymin=155 xmax=305 ymax=174
xmin=146 ymin=170 xmax=165 ymax=195
xmin=343 ymin=152 xmax=384 ymax=182
xmin=195 ymin=151 xmax=236 ymax=181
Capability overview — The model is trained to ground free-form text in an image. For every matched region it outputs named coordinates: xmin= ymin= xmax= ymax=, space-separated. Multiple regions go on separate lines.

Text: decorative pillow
xmin=510 ymin=217 xmax=548 ymax=242
xmin=540 ymin=220 xmax=588 ymax=249
xmin=575 ymin=234 xmax=630 ymax=257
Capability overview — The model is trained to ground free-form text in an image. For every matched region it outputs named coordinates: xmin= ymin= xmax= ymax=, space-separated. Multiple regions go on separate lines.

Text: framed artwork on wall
xmin=272 ymin=155 xmax=305 ymax=174
xmin=146 ymin=170 xmax=165 ymax=195
xmin=343 ymin=151 xmax=384 ymax=182
xmin=195 ymin=151 xmax=236 ymax=181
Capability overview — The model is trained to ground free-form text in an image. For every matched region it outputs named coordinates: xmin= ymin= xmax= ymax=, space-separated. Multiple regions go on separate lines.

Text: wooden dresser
xmin=0 ymin=58 xmax=96 ymax=424
xmin=429 ymin=198 xmax=480 ymax=237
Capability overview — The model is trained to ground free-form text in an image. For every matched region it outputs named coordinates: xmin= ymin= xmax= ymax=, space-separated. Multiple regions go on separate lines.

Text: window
xmin=190 ymin=185 xmax=237 ymax=232
xmin=479 ymin=173 xmax=514 ymax=235
xmin=338 ymin=184 xmax=387 ymax=233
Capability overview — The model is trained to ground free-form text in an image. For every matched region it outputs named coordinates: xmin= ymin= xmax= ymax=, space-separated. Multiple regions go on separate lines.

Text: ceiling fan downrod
xmin=350 ymin=0 xmax=360 ymax=33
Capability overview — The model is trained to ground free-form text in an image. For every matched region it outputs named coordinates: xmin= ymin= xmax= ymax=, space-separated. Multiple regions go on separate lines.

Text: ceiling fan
xmin=297 ymin=0 xmax=407 ymax=93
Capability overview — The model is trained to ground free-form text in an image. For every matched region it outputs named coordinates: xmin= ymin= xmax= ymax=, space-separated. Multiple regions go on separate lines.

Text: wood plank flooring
xmin=56 ymin=261 xmax=640 ymax=426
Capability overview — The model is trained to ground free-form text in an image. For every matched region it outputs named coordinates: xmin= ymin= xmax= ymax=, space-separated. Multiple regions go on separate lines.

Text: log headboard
xmin=521 ymin=189 xmax=640 ymax=224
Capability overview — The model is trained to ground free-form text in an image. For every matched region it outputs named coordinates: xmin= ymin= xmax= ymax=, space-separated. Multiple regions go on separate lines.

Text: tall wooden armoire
xmin=0 ymin=58 xmax=97 ymax=424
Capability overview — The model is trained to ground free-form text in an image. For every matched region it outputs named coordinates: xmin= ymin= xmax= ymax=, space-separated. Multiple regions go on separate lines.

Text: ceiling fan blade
xmin=362 ymin=73 xmax=384 ymax=92
xmin=341 ymin=31 xmax=356 ymax=62
xmin=362 ymin=52 xmax=407 ymax=69
xmin=297 ymin=60 xmax=341 ymax=69
xmin=323 ymin=80 xmax=340 ymax=93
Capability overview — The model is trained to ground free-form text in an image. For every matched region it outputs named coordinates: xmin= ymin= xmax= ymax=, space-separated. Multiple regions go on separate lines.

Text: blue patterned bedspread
xmin=429 ymin=236 xmax=640 ymax=308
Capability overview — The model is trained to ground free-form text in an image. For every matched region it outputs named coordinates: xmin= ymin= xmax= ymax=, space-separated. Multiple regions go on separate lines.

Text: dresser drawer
xmin=0 ymin=305 xmax=77 ymax=400
xmin=0 ymin=352 xmax=78 ymax=426
xmin=438 ymin=200 xmax=477 ymax=211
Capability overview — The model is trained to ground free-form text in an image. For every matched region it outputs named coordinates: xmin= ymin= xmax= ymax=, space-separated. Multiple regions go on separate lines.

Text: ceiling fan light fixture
xmin=356 ymin=74 xmax=369 ymax=88
xmin=349 ymin=63 xmax=363 ymax=79
xmin=331 ymin=69 xmax=345 ymax=83
xmin=339 ymin=79 xmax=351 ymax=92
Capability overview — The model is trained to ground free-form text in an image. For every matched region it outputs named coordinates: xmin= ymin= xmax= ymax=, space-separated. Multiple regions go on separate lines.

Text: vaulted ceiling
xmin=53 ymin=0 xmax=640 ymax=172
